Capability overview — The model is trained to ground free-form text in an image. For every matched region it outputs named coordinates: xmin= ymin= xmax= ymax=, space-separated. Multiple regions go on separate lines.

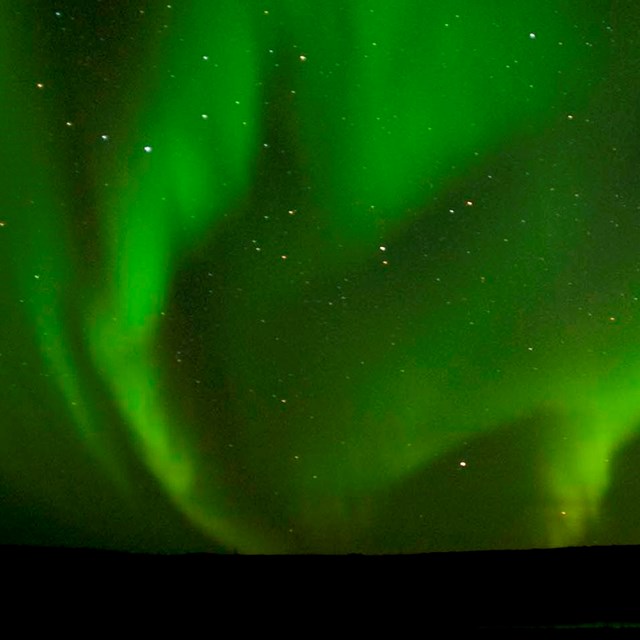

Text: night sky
xmin=2 ymin=0 xmax=640 ymax=554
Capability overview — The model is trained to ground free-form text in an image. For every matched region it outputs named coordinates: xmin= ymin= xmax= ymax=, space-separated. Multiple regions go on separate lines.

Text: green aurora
xmin=2 ymin=0 xmax=640 ymax=553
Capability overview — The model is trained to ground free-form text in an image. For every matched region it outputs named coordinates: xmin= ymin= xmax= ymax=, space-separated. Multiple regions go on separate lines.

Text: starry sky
xmin=2 ymin=0 xmax=640 ymax=554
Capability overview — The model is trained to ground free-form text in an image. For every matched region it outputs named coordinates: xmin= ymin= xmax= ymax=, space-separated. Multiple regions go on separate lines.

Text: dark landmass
xmin=2 ymin=543 xmax=638 ymax=628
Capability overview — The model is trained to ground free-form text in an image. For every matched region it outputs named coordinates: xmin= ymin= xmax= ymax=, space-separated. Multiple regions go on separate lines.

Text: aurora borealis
xmin=2 ymin=0 xmax=640 ymax=555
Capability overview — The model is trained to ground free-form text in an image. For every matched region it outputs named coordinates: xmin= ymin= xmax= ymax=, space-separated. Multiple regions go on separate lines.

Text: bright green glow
xmin=3 ymin=1 xmax=639 ymax=554
xmin=291 ymin=1 xmax=592 ymax=244
xmin=85 ymin=2 xmax=275 ymax=551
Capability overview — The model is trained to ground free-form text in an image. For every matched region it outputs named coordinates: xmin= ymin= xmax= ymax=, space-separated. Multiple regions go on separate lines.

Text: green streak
xmin=291 ymin=0 xmax=591 ymax=245
xmin=0 ymin=6 xmax=126 ymax=488
xmin=87 ymin=2 xmax=281 ymax=551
